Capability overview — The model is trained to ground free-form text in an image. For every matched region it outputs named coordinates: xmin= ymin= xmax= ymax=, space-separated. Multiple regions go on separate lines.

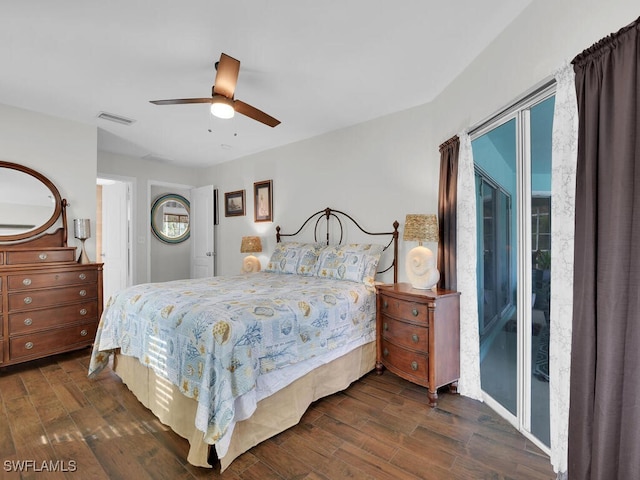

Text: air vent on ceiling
xmin=97 ymin=111 xmax=136 ymax=126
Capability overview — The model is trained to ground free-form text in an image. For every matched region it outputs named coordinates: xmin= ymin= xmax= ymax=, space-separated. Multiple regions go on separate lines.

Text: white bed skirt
xmin=112 ymin=340 xmax=376 ymax=471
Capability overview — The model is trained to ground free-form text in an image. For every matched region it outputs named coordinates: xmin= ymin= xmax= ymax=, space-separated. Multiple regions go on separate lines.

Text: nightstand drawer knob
xmin=25 ymin=341 xmax=34 ymax=350
xmin=383 ymin=348 xmax=389 ymax=357
xmin=23 ymin=318 xmax=33 ymax=326
xmin=80 ymin=329 xmax=88 ymax=337
xmin=383 ymin=322 xmax=388 ymax=331
xmin=412 ymin=333 xmax=419 ymax=343
xmin=22 ymin=278 xmax=32 ymax=286
xmin=23 ymin=296 xmax=32 ymax=304
xmin=412 ymin=308 xmax=419 ymax=317
xmin=411 ymin=361 xmax=418 ymax=371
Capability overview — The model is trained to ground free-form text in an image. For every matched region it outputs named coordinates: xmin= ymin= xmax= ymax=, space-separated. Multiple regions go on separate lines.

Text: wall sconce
xmin=403 ymin=214 xmax=439 ymax=290
xmin=240 ymin=235 xmax=262 ymax=273
xmin=73 ymin=218 xmax=91 ymax=264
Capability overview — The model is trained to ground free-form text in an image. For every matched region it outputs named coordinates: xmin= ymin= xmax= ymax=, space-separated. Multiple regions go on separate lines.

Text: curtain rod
xmin=468 ymin=76 xmax=556 ymax=137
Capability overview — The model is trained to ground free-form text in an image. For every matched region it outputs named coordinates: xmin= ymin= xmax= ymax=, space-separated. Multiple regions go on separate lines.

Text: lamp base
xmin=406 ymin=245 xmax=439 ymax=290
xmin=77 ymin=239 xmax=91 ymax=264
xmin=242 ymin=255 xmax=261 ymax=273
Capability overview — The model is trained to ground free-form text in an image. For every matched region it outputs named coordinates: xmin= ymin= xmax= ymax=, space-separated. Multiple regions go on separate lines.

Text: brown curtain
xmin=437 ymin=135 xmax=459 ymax=290
xmin=569 ymin=17 xmax=640 ymax=480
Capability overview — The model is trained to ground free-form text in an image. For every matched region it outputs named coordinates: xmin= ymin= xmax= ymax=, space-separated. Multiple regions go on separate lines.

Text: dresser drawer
xmin=7 ymin=269 xmax=97 ymax=291
xmin=8 ymin=301 xmax=98 ymax=335
xmin=381 ymin=315 xmax=428 ymax=352
xmin=379 ymin=294 xmax=428 ymax=323
xmin=9 ymin=321 xmax=97 ymax=360
xmin=5 ymin=248 xmax=75 ymax=265
xmin=380 ymin=339 xmax=429 ymax=385
xmin=8 ymin=284 xmax=98 ymax=311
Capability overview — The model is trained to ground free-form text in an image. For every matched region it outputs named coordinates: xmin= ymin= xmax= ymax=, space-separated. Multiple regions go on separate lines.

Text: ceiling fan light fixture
xmin=210 ymin=96 xmax=235 ymax=119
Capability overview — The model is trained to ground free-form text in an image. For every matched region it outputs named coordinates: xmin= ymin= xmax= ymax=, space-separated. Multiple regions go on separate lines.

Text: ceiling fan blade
xmin=235 ymin=100 xmax=280 ymax=127
xmin=150 ymin=98 xmax=213 ymax=105
xmin=213 ymin=53 xmax=240 ymax=98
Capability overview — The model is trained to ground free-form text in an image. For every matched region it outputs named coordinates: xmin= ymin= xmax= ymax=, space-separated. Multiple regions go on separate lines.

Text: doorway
xmin=97 ymin=176 xmax=134 ymax=304
xmin=471 ymin=90 xmax=555 ymax=451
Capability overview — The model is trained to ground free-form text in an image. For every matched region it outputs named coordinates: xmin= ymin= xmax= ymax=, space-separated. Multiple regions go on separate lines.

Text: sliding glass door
xmin=471 ymin=90 xmax=555 ymax=450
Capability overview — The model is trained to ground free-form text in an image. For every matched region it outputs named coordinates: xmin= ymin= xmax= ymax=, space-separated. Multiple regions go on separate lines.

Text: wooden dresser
xmin=0 ymin=160 xmax=103 ymax=367
xmin=376 ymin=282 xmax=460 ymax=407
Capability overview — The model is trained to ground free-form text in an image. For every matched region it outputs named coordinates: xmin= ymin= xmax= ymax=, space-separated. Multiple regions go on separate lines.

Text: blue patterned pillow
xmin=264 ymin=242 xmax=324 ymax=275
xmin=315 ymin=243 xmax=384 ymax=286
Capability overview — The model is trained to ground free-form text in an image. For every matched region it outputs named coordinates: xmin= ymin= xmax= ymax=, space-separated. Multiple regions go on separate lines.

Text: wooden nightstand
xmin=375 ymin=282 xmax=461 ymax=407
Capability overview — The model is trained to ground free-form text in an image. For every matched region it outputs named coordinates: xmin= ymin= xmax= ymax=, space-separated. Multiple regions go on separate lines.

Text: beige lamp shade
xmin=403 ymin=214 xmax=439 ymax=290
xmin=403 ymin=214 xmax=438 ymax=244
xmin=240 ymin=236 xmax=262 ymax=253
xmin=240 ymin=236 xmax=262 ymax=273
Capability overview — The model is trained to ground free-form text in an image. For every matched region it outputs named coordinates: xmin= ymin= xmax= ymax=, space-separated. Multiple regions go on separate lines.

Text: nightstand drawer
xmin=381 ymin=339 xmax=428 ymax=384
xmin=379 ymin=294 xmax=428 ymax=323
xmin=9 ymin=322 xmax=97 ymax=360
xmin=381 ymin=315 xmax=428 ymax=352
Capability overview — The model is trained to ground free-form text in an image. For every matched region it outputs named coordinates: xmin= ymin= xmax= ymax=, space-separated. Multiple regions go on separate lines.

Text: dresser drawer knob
xmin=412 ymin=308 xmax=419 ymax=317
xmin=79 ymin=289 xmax=87 ymax=297
xmin=25 ymin=341 xmax=34 ymax=350
xmin=23 ymin=318 xmax=33 ymax=326
xmin=412 ymin=333 xmax=419 ymax=343
xmin=411 ymin=361 xmax=418 ymax=371
xmin=79 ymin=273 xmax=87 ymax=280
xmin=23 ymin=296 xmax=32 ymax=305
xmin=38 ymin=253 xmax=48 ymax=260
xmin=80 ymin=329 xmax=88 ymax=337
xmin=383 ymin=348 xmax=389 ymax=357
xmin=383 ymin=322 xmax=388 ymax=331
xmin=80 ymin=308 xmax=87 ymax=316
xmin=22 ymin=278 xmax=32 ymax=286
xmin=382 ymin=300 xmax=388 ymax=309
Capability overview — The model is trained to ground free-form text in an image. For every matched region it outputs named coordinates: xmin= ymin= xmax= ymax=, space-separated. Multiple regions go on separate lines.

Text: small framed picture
xmin=224 ymin=190 xmax=245 ymax=217
xmin=254 ymin=180 xmax=273 ymax=222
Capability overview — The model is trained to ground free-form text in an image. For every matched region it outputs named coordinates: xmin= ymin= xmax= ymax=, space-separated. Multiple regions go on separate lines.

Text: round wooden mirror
xmin=0 ymin=161 xmax=63 ymax=242
xmin=150 ymin=193 xmax=190 ymax=244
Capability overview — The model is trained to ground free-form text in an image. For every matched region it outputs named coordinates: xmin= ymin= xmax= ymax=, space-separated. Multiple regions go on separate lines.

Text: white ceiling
xmin=0 ymin=0 xmax=533 ymax=168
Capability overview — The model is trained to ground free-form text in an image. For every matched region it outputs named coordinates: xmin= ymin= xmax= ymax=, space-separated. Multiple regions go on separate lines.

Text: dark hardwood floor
xmin=0 ymin=348 xmax=555 ymax=479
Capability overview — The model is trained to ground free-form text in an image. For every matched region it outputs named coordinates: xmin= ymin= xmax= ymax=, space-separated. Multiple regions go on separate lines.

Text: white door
xmin=190 ymin=185 xmax=216 ymax=278
xmin=101 ymin=181 xmax=130 ymax=302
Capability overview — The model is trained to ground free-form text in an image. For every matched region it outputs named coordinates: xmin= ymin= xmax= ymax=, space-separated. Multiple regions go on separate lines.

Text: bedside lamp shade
xmin=403 ymin=214 xmax=439 ymax=290
xmin=240 ymin=236 xmax=262 ymax=273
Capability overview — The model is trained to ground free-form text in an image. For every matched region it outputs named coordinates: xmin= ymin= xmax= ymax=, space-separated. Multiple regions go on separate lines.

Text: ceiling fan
xmin=150 ymin=53 xmax=280 ymax=127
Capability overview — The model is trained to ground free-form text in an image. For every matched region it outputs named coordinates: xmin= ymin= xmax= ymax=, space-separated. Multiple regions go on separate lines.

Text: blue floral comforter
xmin=88 ymin=272 xmax=376 ymax=444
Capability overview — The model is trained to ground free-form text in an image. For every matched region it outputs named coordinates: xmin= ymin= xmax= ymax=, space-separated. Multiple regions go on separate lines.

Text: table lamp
xmin=240 ymin=235 xmax=262 ymax=273
xmin=73 ymin=218 xmax=91 ymax=264
xmin=403 ymin=214 xmax=439 ymax=289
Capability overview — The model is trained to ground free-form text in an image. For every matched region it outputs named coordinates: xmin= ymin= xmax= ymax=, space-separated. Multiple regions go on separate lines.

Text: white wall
xmin=0 ymin=104 xmax=97 ymax=259
xmin=98 ymin=151 xmax=200 ymax=284
xmin=198 ymin=0 xmax=640 ymax=281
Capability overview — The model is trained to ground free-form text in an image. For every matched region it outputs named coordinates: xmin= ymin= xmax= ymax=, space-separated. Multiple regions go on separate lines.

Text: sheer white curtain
xmin=456 ymin=131 xmax=482 ymax=400
xmin=549 ymin=63 xmax=577 ymax=478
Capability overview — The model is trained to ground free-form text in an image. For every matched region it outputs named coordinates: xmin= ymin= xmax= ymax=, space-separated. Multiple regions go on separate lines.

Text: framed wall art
xmin=254 ymin=180 xmax=273 ymax=222
xmin=224 ymin=190 xmax=245 ymax=217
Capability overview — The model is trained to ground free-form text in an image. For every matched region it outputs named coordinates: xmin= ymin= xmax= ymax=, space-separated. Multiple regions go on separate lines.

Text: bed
xmin=88 ymin=207 xmax=398 ymax=471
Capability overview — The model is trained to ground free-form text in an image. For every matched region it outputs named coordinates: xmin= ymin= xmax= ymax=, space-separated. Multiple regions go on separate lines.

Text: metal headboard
xmin=275 ymin=207 xmax=399 ymax=283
